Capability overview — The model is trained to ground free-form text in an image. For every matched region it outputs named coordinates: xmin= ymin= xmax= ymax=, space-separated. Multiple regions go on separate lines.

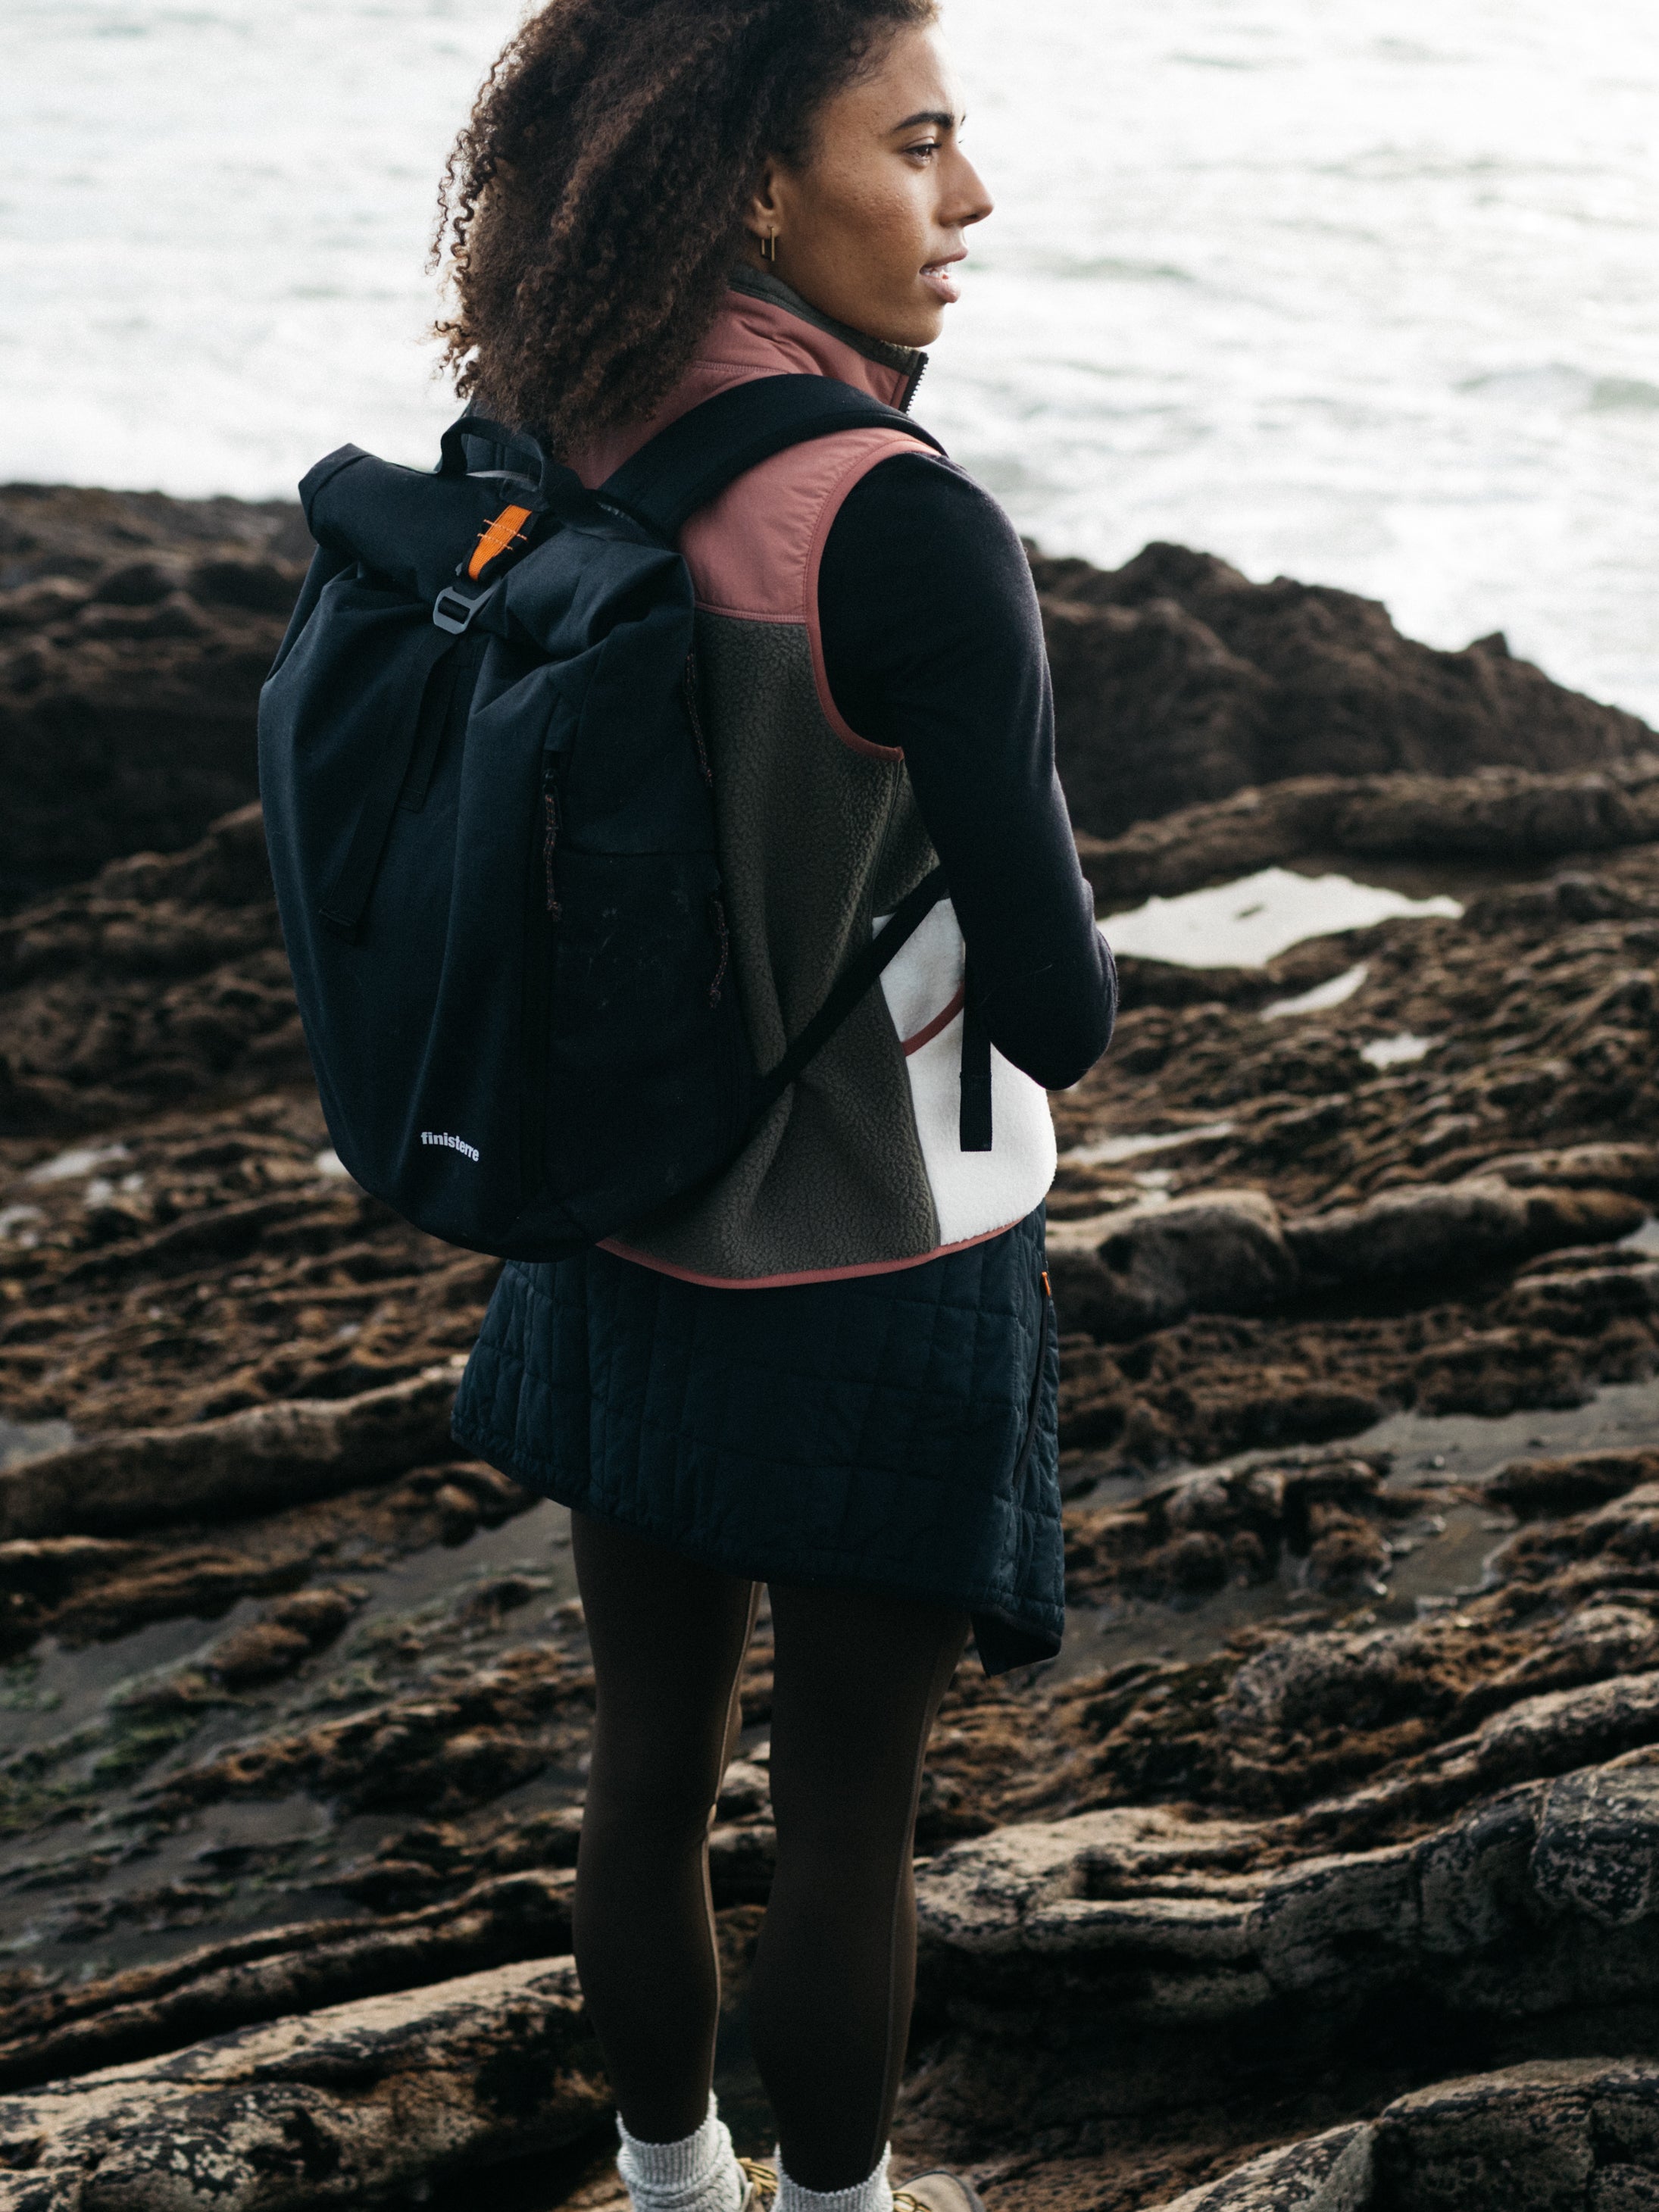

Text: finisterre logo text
xmin=420 ymin=1131 xmax=480 ymax=1163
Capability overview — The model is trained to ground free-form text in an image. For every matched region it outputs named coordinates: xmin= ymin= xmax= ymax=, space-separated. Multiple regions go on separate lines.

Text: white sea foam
xmin=1101 ymin=868 xmax=1461 ymax=969
xmin=2 ymin=0 xmax=1657 ymax=723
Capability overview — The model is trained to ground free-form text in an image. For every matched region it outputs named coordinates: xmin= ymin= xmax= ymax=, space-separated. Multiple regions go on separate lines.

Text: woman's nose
xmin=951 ymin=155 xmax=994 ymax=229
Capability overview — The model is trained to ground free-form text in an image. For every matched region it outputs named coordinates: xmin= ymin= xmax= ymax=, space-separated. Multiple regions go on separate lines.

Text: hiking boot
xmin=893 ymin=2174 xmax=987 ymax=2212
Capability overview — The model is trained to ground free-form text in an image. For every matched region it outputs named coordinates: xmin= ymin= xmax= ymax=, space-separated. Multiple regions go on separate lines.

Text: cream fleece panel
xmin=876 ymin=898 xmax=1059 ymax=1249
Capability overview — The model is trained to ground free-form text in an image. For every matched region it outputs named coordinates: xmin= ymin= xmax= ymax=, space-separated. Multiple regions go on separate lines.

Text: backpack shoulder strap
xmin=597 ymin=373 xmax=945 ymax=540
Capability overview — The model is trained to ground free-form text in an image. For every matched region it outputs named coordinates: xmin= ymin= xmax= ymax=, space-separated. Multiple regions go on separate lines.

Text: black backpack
xmin=258 ymin=375 xmax=969 ymax=1261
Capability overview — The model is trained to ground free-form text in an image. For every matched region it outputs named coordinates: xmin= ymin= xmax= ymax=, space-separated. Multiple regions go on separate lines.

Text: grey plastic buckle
xmin=432 ymin=580 xmax=494 ymax=636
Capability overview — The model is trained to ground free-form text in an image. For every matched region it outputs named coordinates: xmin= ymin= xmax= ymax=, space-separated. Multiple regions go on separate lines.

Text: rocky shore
xmin=5 ymin=480 xmax=1659 ymax=2208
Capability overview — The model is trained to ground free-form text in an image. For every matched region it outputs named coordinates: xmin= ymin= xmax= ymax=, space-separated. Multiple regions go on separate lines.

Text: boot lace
xmin=739 ymin=2159 xmax=779 ymax=2209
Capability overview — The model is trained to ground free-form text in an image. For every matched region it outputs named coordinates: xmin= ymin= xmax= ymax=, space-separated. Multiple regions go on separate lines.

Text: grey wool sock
xmin=616 ymin=2095 xmax=745 ymax=2212
xmin=774 ymin=2145 xmax=893 ymax=2212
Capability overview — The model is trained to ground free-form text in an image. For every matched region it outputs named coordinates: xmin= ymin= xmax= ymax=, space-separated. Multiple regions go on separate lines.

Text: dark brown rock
xmin=1033 ymin=544 xmax=1656 ymax=842
xmin=1148 ymin=2060 xmax=1659 ymax=2211
xmin=1048 ymin=1189 xmax=1297 ymax=1339
xmin=1076 ymin=767 xmax=1659 ymax=908
xmin=0 ymin=485 xmax=309 ymax=896
xmin=0 ymin=1954 xmax=606 ymax=2208
xmin=0 ymin=1367 xmax=469 ymax=1540
xmin=0 ymin=1870 xmax=577 ymax=2095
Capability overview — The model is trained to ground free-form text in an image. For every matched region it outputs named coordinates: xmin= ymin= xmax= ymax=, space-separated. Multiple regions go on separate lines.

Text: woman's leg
xmin=748 ymin=1582 xmax=971 ymax=2191
xmin=571 ymin=1509 xmax=759 ymax=2142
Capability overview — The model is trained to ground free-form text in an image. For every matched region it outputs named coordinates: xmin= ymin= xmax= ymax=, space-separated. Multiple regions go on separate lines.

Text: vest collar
xmin=566 ymin=272 xmax=927 ymax=486
xmin=726 ymin=267 xmax=927 ymax=411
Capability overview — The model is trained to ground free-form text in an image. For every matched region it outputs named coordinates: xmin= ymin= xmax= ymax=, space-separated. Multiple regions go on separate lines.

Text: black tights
xmin=570 ymin=1511 xmax=968 ymax=2191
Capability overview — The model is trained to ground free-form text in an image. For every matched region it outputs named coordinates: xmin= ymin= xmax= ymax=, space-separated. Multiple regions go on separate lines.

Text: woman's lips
xmin=920 ymin=260 xmax=963 ymax=305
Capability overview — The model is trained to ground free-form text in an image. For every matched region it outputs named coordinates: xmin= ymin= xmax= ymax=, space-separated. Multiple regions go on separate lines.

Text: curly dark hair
xmin=433 ymin=0 xmax=937 ymax=454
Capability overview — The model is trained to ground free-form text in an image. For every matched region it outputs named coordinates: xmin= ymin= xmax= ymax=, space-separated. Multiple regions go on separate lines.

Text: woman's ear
xmin=745 ymin=158 xmax=786 ymax=255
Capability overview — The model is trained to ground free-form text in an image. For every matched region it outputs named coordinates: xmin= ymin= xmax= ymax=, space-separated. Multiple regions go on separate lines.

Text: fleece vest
xmin=568 ymin=273 xmax=1057 ymax=1286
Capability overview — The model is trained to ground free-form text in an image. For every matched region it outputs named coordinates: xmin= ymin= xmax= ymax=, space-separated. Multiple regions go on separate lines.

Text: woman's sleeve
xmin=817 ymin=452 xmax=1116 ymax=1092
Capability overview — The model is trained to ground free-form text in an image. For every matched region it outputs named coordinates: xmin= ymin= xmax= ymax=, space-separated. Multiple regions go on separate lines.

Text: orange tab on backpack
xmin=467 ymin=504 xmax=533 ymax=580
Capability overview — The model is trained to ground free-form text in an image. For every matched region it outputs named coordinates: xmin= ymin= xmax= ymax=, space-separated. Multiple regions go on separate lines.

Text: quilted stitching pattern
xmin=452 ymin=1208 xmax=1062 ymax=1675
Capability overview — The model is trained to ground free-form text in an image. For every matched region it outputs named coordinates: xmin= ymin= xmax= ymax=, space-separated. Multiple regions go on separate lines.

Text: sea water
xmin=3 ymin=0 xmax=1657 ymax=721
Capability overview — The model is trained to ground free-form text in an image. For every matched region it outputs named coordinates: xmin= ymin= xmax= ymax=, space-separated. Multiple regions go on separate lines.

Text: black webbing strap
xmin=750 ymin=867 xmax=948 ymax=1124
xmin=318 ymin=625 xmax=458 ymax=938
xmin=959 ymin=958 xmax=994 ymax=1152
xmin=598 ymin=374 xmax=945 ymax=542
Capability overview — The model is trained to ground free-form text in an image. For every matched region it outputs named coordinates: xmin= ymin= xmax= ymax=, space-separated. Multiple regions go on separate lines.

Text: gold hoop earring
xmin=761 ymin=230 xmax=778 ymax=264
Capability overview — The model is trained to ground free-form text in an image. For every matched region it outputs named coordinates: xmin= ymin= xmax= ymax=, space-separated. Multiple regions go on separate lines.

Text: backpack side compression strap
xmin=597 ymin=373 xmax=945 ymax=542
xmin=747 ymin=866 xmax=947 ymax=1126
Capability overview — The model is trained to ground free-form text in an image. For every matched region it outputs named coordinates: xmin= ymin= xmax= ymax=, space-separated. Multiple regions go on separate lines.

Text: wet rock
xmin=1149 ymin=2059 xmax=1659 ymax=2212
xmin=1048 ymin=1190 xmax=1296 ymax=1339
xmin=1063 ymin=1451 xmax=1418 ymax=1605
xmin=1039 ymin=589 xmax=1275 ymax=836
xmin=205 ymin=1618 xmax=312 ymax=1687
xmin=0 ymin=1102 xmax=501 ymax=1445
xmin=0 ymin=1954 xmax=605 ymax=2208
xmin=1075 ymin=767 xmax=1659 ymax=906
xmin=1489 ymin=1451 xmax=1659 ymax=1520
xmin=1152 ymin=2123 xmax=1373 ymax=2210
xmin=0 ymin=1870 xmax=577 ymax=2095
xmin=206 ymin=1586 xmax=362 ymax=1687
xmin=0 ymin=485 xmax=308 ymax=895
xmin=708 ymin=1824 xmax=780 ymax=1906
xmin=0 ymin=803 xmax=298 ymax=1131
xmin=914 ymin=1748 xmax=1659 ymax=2040
xmin=1286 ymin=1180 xmax=1644 ymax=1292
xmin=0 ymin=1536 xmax=142 ymax=1598
xmin=1032 ymin=538 xmax=1656 ymax=842
xmin=1476 ymin=1143 xmax=1659 ymax=1198
xmin=0 ymin=1365 xmax=469 ymax=1539
xmin=1047 ymin=1178 xmax=1641 ymax=1352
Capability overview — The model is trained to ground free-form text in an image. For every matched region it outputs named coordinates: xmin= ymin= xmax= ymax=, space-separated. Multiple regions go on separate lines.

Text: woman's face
xmin=750 ymin=22 xmax=992 ymax=349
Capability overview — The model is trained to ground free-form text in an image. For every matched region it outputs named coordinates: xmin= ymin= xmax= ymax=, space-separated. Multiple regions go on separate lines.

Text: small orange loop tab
xmin=468 ymin=503 xmax=534 ymax=581
xmin=1041 ymin=1270 xmax=1052 ymax=1298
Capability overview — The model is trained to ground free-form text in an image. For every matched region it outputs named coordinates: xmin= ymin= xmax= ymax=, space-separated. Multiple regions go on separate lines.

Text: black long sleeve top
xmin=817 ymin=453 xmax=1117 ymax=1092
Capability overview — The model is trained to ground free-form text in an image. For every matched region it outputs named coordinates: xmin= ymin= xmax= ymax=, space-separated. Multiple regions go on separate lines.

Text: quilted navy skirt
xmin=452 ymin=1204 xmax=1061 ymax=1674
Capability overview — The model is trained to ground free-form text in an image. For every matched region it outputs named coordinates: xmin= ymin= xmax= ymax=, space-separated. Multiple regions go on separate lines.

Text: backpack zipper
xmin=683 ymin=650 xmax=713 ymax=787
xmin=542 ymin=770 xmax=563 ymax=919
xmin=708 ymin=894 xmax=730 ymax=1007
xmin=521 ymin=757 xmax=564 ymax=1198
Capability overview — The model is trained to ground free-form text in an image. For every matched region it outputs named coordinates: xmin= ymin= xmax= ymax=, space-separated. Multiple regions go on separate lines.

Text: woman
xmin=442 ymin=6 xmax=1116 ymax=2212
